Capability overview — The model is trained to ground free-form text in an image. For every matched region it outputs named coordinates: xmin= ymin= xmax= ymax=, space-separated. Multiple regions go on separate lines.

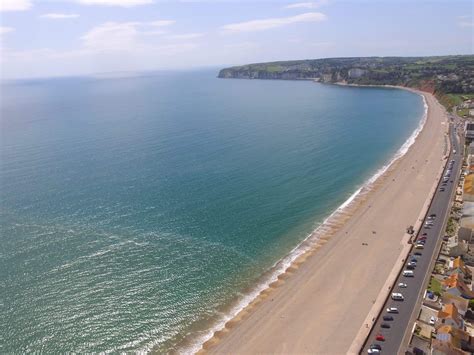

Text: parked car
xmin=430 ymin=316 xmax=436 ymax=325
xmin=381 ymin=323 xmax=391 ymax=329
xmin=367 ymin=349 xmax=380 ymax=354
xmin=387 ymin=307 xmax=399 ymax=313
xmin=383 ymin=315 xmax=394 ymax=321
xmin=375 ymin=334 xmax=385 ymax=341
xmin=398 ymin=282 xmax=408 ymax=288
xmin=391 ymin=293 xmax=404 ymax=300
xmin=414 ymin=252 xmax=422 ymax=256
xmin=370 ymin=344 xmax=382 ymax=350
xmin=403 ymin=270 xmax=414 ymax=277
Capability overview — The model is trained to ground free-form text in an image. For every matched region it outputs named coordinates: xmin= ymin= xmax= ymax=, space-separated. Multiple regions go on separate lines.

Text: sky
xmin=0 ymin=0 xmax=473 ymax=79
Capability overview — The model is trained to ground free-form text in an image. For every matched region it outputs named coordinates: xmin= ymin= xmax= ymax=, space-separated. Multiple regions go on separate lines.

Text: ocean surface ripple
xmin=0 ymin=71 xmax=424 ymax=353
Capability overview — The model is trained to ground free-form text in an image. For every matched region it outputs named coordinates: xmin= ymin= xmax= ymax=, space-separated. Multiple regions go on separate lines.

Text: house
xmin=436 ymin=303 xmax=464 ymax=329
xmin=466 ymin=123 xmax=474 ymax=144
xmin=443 ymin=274 xmax=474 ymax=299
xmin=469 ymin=142 xmax=474 ymax=156
xmin=432 ymin=325 xmax=474 ymax=355
xmin=449 ymin=256 xmax=473 ymax=283
xmin=458 ymin=227 xmax=474 ymax=244
xmin=446 ymin=240 xmax=469 ymax=257
xmin=441 ymin=293 xmax=469 ymax=316
xmin=464 ymin=173 xmax=474 ymax=202
xmin=462 ymin=248 xmax=474 ymax=267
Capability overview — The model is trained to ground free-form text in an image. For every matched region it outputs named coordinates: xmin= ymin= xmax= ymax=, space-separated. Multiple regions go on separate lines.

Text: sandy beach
xmin=201 ymin=91 xmax=448 ymax=354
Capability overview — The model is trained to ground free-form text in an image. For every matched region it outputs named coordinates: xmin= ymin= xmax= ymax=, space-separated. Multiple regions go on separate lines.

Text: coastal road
xmin=361 ymin=121 xmax=463 ymax=354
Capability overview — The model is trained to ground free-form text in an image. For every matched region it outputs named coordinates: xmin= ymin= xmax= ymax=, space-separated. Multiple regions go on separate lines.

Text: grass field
xmin=428 ymin=276 xmax=443 ymax=296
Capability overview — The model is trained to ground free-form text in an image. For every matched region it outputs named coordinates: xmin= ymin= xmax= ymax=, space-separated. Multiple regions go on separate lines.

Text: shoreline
xmin=178 ymin=86 xmax=442 ymax=354
xmin=200 ymin=89 xmax=447 ymax=354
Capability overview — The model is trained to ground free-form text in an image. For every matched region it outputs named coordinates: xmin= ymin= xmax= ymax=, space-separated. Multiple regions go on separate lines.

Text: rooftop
xmin=438 ymin=303 xmax=460 ymax=319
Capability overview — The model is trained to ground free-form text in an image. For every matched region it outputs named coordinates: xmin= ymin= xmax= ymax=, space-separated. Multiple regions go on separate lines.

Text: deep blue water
xmin=0 ymin=70 xmax=424 ymax=352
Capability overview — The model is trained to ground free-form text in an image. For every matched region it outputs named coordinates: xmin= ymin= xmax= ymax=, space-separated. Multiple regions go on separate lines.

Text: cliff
xmin=218 ymin=56 xmax=474 ymax=96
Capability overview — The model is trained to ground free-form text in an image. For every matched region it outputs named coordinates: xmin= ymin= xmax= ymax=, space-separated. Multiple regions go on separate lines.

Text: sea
xmin=0 ymin=69 xmax=425 ymax=353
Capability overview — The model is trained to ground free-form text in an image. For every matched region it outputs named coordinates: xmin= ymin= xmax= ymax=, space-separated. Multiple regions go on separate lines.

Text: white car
xmin=368 ymin=349 xmax=380 ymax=354
xmin=398 ymin=282 xmax=408 ymax=288
xmin=387 ymin=307 xmax=399 ymax=313
xmin=391 ymin=292 xmax=404 ymax=300
xmin=429 ymin=316 xmax=436 ymax=325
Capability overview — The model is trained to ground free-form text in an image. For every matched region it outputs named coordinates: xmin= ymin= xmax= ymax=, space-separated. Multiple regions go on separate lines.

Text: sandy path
xmin=202 ymin=92 xmax=448 ymax=355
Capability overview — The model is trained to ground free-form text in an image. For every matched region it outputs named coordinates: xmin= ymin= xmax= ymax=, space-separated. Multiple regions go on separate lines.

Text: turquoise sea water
xmin=0 ymin=70 xmax=424 ymax=353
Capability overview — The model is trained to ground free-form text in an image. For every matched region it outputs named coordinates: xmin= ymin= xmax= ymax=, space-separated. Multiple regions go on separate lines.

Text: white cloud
xmin=81 ymin=22 xmax=141 ymax=51
xmin=224 ymin=41 xmax=258 ymax=50
xmin=75 ymin=0 xmax=153 ymax=7
xmin=40 ymin=13 xmax=80 ymax=19
xmin=458 ymin=16 xmax=473 ymax=28
xmin=0 ymin=26 xmax=15 ymax=35
xmin=284 ymin=1 xmax=328 ymax=9
xmin=0 ymin=0 xmax=32 ymax=11
xmin=149 ymin=20 xmax=176 ymax=27
xmin=141 ymin=30 xmax=168 ymax=36
xmin=459 ymin=21 xmax=473 ymax=27
xmin=222 ymin=12 xmax=327 ymax=33
xmin=80 ymin=20 xmax=175 ymax=51
xmin=167 ymin=33 xmax=204 ymax=40
xmin=288 ymin=38 xmax=332 ymax=47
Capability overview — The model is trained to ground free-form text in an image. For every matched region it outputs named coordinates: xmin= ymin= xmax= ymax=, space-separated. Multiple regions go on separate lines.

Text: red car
xmin=376 ymin=334 xmax=385 ymax=341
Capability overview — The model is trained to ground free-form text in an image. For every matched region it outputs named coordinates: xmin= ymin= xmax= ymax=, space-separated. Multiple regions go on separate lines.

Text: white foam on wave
xmin=180 ymin=91 xmax=429 ymax=355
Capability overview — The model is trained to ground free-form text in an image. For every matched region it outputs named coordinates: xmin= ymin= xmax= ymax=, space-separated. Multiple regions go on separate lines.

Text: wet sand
xmin=201 ymin=92 xmax=448 ymax=354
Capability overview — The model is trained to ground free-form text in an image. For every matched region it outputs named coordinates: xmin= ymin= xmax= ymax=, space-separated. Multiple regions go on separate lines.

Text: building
xmin=432 ymin=325 xmax=474 ymax=355
xmin=436 ymin=303 xmax=464 ymax=329
xmin=469 ymin=142 xmax=474 ymax=156
xmin=441 ymin=293 xmax=469 ymax=316
xmin=461 ymin=99 xmax=473 ymax=109
xmin=443 ymin=274 xmax=474 ymax=299
xmin=462 ymin=248 xmax=474 ymax=266
xmin=446 ymin=239 xmax=469 ymax=257
xmin=465 ymin=123 xmax=474 ymax=144
xmin=449 ymin=256 xmax=473 ymax=283
xmin=458 ymin=227 xmax=474 ymax=244
xmin=463 ymin=174 xmax=474 ymax=203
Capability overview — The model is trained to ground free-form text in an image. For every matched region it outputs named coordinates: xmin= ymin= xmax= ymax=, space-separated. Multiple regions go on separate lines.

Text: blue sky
xmin=0 ymin=0 xmax=472 ymax=79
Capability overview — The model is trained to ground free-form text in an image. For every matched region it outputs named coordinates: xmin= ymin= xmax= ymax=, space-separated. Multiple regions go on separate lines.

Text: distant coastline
xmin=218 ymin=55 xmax=474 ymax=111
